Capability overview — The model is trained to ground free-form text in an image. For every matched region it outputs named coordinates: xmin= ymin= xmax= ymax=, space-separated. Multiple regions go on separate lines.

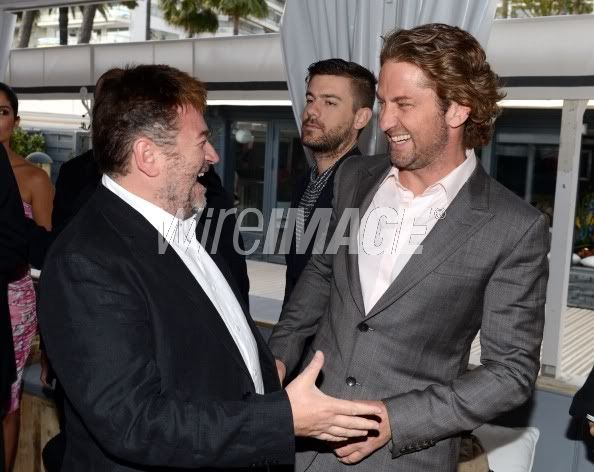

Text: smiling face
xmin=0 ymin=91 xmax=19 ymax=149
xmin=377 ymin=61 xmax=449 ymax=172
xmin=301 ymin=74 xmax=359 ymax=155
xmin=158 ymin=106 xmax=219 ymax=218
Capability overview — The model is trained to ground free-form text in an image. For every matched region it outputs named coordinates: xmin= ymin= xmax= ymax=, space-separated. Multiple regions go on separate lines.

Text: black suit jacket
xmin=38 ymin=185 xmax=294 ymax=471
xmin=571 ymin=367 xmax=594 ymax=419
xmin=52 ymin=149 xmax=101 ymax=234
xmin=0 ymin=145 xmax=28 ymax=412
xmin=283 ymin=147 xmax=361 ymax=305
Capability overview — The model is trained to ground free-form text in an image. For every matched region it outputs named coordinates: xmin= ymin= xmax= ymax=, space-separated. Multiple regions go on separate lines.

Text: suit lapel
xmin=96 ymin=187 xmax=254 ymax=383
xmin=346 ymin=157 xmax=392 ymax=315
xmin=365 ymin=164 xmax=494 ymax=320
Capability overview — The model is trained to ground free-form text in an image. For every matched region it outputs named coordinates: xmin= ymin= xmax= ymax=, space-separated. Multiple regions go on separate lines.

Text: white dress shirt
xmin=102 ymin=175 xmax=264 ymax=394
xmin=358 ymin=151 xmax=477 ymax=314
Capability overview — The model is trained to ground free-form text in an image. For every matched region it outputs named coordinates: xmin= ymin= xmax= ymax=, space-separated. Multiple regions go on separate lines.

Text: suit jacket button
xmin=358 ymin=323 xmax=369 ymax=332
xmin=345 ymin=376 xmax=357 ymax=387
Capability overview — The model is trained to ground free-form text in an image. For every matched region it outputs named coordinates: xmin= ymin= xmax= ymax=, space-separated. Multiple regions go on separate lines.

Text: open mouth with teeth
xmin=197 ymin=165 xmax=210 ymax=178
xmin=390 ymin=134 xmax=411 ymax=144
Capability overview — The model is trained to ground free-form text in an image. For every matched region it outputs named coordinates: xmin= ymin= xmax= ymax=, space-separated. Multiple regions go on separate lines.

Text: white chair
xmin=474 ymin=424 xmax=540 ymax=472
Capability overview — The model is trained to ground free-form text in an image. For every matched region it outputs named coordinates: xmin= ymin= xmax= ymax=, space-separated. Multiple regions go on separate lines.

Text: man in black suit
xmin=38 ymin=65 xmax=380 ymax=471
xmin=0 ymin=145 xmax=28 ymax=472
xmin=283 ymin=59 xmax=376 ymax=305
xmin=46 ymin=101 xmax=249 ymax=472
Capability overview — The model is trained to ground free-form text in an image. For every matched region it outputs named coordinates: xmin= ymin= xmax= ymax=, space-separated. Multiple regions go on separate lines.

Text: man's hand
xmin=286 ymin=351 xmax=381 ymax=442
xmin=589 ymin=421 xmax=594 ymax=436
xmin=40 ymin=351 xmax=54 ymax=387
xmin=333 ymin=400 xmax=392 ymax=464
xmin=275 ymin=359 xmax=286 ymax=386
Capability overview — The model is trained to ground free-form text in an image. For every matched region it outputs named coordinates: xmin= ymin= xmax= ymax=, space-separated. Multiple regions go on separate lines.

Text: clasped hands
xmin=279 ymin=352 xmax=391 ymax=464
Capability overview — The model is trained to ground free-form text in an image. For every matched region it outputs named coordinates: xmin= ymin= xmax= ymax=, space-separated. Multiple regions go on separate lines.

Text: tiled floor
xmin=248 ymin=260 xmax=594 ymax=385
xmin=247 ymin=260 xmax=286 ymax=301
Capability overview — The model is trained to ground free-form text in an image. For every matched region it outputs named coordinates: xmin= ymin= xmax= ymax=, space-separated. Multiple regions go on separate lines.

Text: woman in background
xmin=0 ymin=82 xmax=53 ymax=471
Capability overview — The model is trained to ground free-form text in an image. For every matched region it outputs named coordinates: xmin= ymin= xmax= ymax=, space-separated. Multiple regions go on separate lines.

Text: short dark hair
xmin=380 ymin=23 xmax=505 ymax=149
xmin=0 ymin=82 xmax=19 ymax=116
xmin=92 ymin=65 xmax=207 ymax=176
xmin=306 ymin=58 xmax=377 ymax=111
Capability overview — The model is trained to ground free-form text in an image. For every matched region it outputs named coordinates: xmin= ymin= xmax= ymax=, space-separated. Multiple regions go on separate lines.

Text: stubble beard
xmin=389 ymin=115 xmax=449 ymax=171
xmin=158 ymin=151 xmax=205 ymax=219
xmin=190 ymin=182 xmax=207 ymax=214
xmin=301 ymin=121 xmax=354 ymax=155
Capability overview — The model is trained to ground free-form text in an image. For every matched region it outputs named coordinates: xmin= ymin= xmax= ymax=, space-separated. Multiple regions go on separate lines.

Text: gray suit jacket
xmin=269 ymin=154 xmax=550 ymax=472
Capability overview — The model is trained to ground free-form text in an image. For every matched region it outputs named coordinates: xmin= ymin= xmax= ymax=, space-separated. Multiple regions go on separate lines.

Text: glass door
xmin=264 ymin=121 xmax=308 ymax=263
xmin=225 ymin=118 xmax=308 ymax=263
xmin=230 ymin=120 xmax=269 ymax=255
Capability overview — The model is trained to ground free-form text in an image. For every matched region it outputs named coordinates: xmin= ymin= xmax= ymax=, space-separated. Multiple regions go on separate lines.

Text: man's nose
xmin=304 ymin=101 xmax=319 ymax=119
xmin=379 ymin=104 xmax=397 ymax=133
xmin=205 ymin=142 xmax=220 ymax=164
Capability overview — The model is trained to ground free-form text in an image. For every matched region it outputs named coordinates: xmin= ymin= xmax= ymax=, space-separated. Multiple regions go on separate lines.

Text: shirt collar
xmin=386 ymin=149 xmax=477 ymax=203
xmin=101 ymin=174 xmax=197 ymax=247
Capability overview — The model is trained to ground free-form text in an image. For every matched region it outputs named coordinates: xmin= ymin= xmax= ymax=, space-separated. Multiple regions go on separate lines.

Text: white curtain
xmin=0 ymin=12 xmax=16 ymax=82
xmin=281 ymin=0 xmax=499 ymax=156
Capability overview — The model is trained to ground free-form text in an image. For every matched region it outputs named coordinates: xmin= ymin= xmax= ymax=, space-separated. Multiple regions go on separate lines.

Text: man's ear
xmin=446 ymin=102 xmax=471 ymax=128
xmin=132 ymin=137 xmax=159 ymax=178
xmin=353 ymin=107 xmax=373 ymax=131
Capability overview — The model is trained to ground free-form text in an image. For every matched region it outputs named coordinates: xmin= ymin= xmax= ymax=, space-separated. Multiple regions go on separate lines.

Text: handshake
xmin=279 ymin=351 xmax=390 ymax=462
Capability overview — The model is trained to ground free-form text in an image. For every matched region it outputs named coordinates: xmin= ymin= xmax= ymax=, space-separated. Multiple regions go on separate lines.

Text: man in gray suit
xmin=269 ymin=23 xmax=550 ymax=472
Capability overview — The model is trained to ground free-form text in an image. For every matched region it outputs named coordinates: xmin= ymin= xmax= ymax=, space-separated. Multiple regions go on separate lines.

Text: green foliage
xmin=100 ymin=2 xmax=139 ymax=20
xmin=9 ymin=128 xmax=45 ymax=157
xmin=209 ymin=0 xmax=269 ymax=20
xmin=159 ymin=0 xmax=219 ymax=36
xmin=497 ymin=0 xmax=594 ymax=18
xmin=159 ymin=0 xmax=269 ymax=36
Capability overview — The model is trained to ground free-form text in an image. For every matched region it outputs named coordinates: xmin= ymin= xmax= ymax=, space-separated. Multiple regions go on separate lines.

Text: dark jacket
xmin=38 ymin=185 xmax=294 ymax=471
xmin=0 ymin=145 xmax=27 ymax=413
xmin=283 ymin=146 xmax=361 ymax=305
xmin=570 ymin=367 xmax=594 ymax=419
xmin=52 ymin=149 xmax=101 ymax=234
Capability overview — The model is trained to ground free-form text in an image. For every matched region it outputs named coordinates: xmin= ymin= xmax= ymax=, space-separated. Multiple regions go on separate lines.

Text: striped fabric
xmin=295 ymin=162 xmax=339 ymax=246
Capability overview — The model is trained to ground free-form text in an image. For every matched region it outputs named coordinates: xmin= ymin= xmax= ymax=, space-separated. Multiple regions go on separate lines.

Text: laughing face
xmin=158 ymin=106 xmax=219 ymax=218
xmin=377 ymin=61 xmax=449 ymax=172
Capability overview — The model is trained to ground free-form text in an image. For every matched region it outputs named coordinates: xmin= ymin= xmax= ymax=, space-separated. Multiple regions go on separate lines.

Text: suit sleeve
xmin=38 ymin=251 xmax=294 ymax=469
xmin=268 ymin=170 xmax=346 ymax=375
xmin=51 ymin=160 xmax=70 ymax=234
xmin=570 ymin=366 xmax=594 ymax=418
xmin=384 ymin=213 xmax=549 ymax=457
